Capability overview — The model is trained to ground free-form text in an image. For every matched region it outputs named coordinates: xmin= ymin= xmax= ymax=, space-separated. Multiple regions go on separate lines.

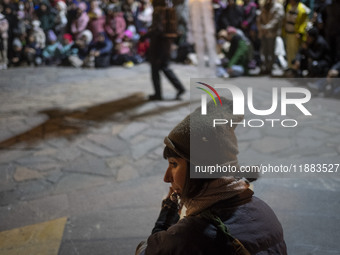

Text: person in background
xmin=9 ymin=38 xmax=25 ymax=67
xmin=59 ymin=33 xmax=76 ymax=65
xmin=104 ymin=4 xmax=126 ymax=43
xmin=292 ymin=27 xmax=331 ymax=77
xmin=140 ymin=9 xmax=185 ymax=101
xmin=31 ymin=20 xmax=46 ymax=50
xmin=257 ymin=0 xmax=284 ymax=75
xmin=23 ymin=0 xmax=34 ymax=22
xmin=70 ymin=2 xmax=89 ymax=39
xmin=135 ymin=0 xmax=153 ymax=33
xmin=122 ymin=0 xmax=139 ymax=29
xmin=87 ymin=32 xmax=113 ymax=68
xmin=112 ymin=30 xmax=135 ymax=67
xmin=3 ymin=2 xmax=17 ymax=61
xmin=126 ymin=15 xmax=140 ymax=44
xmin=42 ymin=30 xmax=62 ymax=65
xmin=241 ymin=0 xmax=257 ymax=38
xmin=24 ymin=32 xmax=43 ymax=66
xmin=36 ymin=1 xmax=55 ymax=34
xmin=0 ymin=10 xmax=9 ymax=70
xmin=188 ymin=0 xmax=219 ymax=70
xmin=218 ymin=0 xmax=244 ymax=31
xmin=16 ymin=1 xmax=28 ymax=37
xmin=223 ymin=26 xmax=250 ymax=77
xmin=54 ymin=1 xmax=68 ymax=39
xmin=87 ymin=0 xmax=106 ymax=42
xmin=283 ymin=0 xmax=309 ymax=69
xmin=135 ymin=97 xmax=287 ymax=255
xmin=68 ymin=29 xmax=93 ymax=68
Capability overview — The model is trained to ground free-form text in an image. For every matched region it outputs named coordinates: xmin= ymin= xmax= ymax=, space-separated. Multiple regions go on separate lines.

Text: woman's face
xmin=164 ymin=157 xmax=187 ymax=196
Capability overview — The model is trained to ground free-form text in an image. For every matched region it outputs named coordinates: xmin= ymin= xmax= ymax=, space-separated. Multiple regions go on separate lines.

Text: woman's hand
xmin=166 ymin=187 xmax=183 ymax=215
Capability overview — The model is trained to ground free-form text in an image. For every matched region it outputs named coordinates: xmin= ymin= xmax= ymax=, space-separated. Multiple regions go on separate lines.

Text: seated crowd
xmin=0 ymin=0 xmax=339 ymax=96
xmin=0 ymin=0 xmax=152 ymax=68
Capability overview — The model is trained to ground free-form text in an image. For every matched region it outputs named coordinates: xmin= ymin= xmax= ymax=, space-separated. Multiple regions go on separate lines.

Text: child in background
xmin=31 ymin=20 xmax=46 ymax=50
xmin=87 ymin=32 xmax=113 ymax=68
xmin=42 ymin=30 xmax=62 ymax=65
xmin=68 ymin=30 xmax=93 ymax=68
xmin=24 ymin=33 xmax=43 ymax=66
xmin=113 ymin=30 xmax=134 ymax=67
xmin=60 ymin=33 xmax=77 ymax=65
xmin=9 ymin=38 xmax=25 ymax=67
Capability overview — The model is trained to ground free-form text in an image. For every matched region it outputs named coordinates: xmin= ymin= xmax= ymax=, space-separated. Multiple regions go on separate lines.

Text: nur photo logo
xmin=195 ymin=81 xmax=312 ymax=128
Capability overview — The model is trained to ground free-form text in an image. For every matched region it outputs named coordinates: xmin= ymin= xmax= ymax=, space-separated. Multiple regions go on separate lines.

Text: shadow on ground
xmin=0 ymin=93 xmax=190 ymax=149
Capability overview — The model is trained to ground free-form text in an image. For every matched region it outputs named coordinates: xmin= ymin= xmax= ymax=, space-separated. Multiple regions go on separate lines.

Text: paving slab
xmin=0 ymin=194 xmax=69 ymax=231
xmin=61 ymin=154 xmax=113 ymax=177
xmin=0 ymin=217 xmax=67 ymax=255
xmin=53 ymin=173 xmax=112 ymax=195
xmin=87 ymin=134 xmax=129 ymax=153
xmin=13 ymin=166 xmax=44 ymax=182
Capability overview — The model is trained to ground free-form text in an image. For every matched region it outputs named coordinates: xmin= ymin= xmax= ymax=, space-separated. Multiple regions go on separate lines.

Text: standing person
xmin=257 ymin=0 xmax=284 ymax=74
xmin=188 ymin=0 xmax=219 ymax=69
xmin=140 ymin=8 xmax=185 ymax=101
xmin=218 ymin=0 xmax=244 ymax=30
xmin=0 ymin=11 xmax=9 ymax=70
xmin=135 ymin=97 xmax=287 ymax=255
xmin=283 ymin=0 xmax=308 ymax=69
xmin=241 ymin=0 xmax=258 ymax=38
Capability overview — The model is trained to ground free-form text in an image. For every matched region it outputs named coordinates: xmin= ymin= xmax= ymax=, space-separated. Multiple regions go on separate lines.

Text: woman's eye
xmin=170 ymin=162 xmax=177 ymax=168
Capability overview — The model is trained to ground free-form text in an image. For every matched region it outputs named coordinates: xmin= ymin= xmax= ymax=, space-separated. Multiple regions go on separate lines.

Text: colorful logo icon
xmin=196 ymin=82 xmax=223 ymax=106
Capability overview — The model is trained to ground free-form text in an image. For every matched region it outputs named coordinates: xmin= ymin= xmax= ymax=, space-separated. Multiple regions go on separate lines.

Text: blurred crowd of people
xmin=0 ymin=0 xmax=154 ymax=69
xmin=0 ymin=0 xmax=339 ymax=90
xmin=213 ymin=0 xmax=340 ymax=83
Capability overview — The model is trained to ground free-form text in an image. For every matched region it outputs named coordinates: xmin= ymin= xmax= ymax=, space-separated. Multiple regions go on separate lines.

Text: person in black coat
xmin=218 ymin=0 xmax=244 ymax=32
xmin=292 ymin=27 xmax=331 ymax=77
xmin=136 ymin=97 xmax=287 ymax=255
xmin=140 ymin=8 xmax=185 ymax=101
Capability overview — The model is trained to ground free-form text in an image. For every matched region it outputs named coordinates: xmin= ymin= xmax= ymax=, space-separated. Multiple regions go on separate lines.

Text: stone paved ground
xmin=0 ymin=64 xmax=339 ymax=255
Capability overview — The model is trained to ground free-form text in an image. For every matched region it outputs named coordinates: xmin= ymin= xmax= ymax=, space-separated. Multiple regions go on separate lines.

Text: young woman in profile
xmin=136 ymin=97 xmax=287 ymax=255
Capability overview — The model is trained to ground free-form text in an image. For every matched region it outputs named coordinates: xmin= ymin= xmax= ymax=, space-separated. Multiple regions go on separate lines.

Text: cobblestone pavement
xmin=0 ymin=64 xmax=339 ymax=255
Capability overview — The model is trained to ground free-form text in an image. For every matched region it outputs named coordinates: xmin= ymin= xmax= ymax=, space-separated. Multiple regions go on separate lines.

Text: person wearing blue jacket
xmin=89 ymin=32 xmax=113 ymax=68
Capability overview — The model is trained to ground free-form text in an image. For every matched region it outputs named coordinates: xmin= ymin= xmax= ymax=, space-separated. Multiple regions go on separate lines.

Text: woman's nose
xmin=163 ymin=167 xmax=172 ymax=183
